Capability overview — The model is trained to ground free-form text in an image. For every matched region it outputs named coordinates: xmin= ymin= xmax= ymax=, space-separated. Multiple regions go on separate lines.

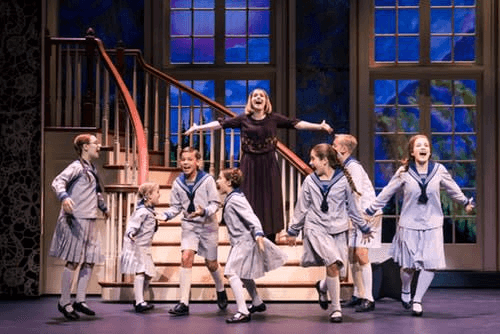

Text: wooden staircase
xmin=43 ymin=30 xmax=353 ymax=302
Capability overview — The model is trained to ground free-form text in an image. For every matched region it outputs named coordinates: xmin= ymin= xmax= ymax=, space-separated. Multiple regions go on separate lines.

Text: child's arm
xmin=365 ymin=167 xmax=405 ymax=216
xmin=52 ymin=162 xmax=80 ymax=215
xmin=286 ymin=178 xmax=311 ymax=242
xmin=125 ymin=210 xmax=146 ymax=241
xmin=160 ymin=183 xmax=183 ymax=221
xmin=439 ymin=164 xmax=475 ymax=213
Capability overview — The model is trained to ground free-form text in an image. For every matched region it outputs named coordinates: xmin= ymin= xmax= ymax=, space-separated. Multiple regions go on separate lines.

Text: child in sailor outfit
xmin=216 ymin=168 xmax=287 ymax=323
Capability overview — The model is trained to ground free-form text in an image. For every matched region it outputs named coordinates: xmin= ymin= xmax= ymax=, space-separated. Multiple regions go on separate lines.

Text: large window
xmin=368 ymin=0 xmax=479 ymax=245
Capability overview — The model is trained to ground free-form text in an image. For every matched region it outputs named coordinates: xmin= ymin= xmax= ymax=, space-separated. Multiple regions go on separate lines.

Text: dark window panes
xmin=374 ymin=162 xmax=397 ymax=187
xmin=194 ymin=0 xmax=215 ymax=8
xmin=455 ymin=108 xmax=476 ymax=132
xmin=455 ymin=135 xmax=476 ymax=160
xmin=399 ymin=107 xmax=419 ymax=132
xmin=398 ymin=80 xmax=419 ymax=104
xmin=229 ymin=107 xmax=245 ymax=115
xmin=455 ymin=0 xmax=475 ymax=5
xmin=226 ymin=11 xmax=247 ymax=35
xmin=381 ymin=217 xmax=396 ymax=243
xmin=226 ymin=0 xmax=246 ymax=8
xmin=453 ymin=162 xmax=476 ymax=188
xmin=194 ymin=38 xmax=214 ymax=63
xmin=398 ymin=37 xmax=420 ymax=61
xmin=194 ymin=11 xmax=214 ymax=35
xmin=181 ymin=107 xmax=192 ymax=131
xmin=225 ymin=38 xmax=247 ymax=62
xmin=375 ymin=80 xmax=396 ymax=104
xmin=171 ymin=11 xmax=192 ymax=36
xmin=170 ymin=108 xmax=179 ymax=133
xmin=225 ymin=80 xmax=247 ymax=105
xmin=248 ymin=80 xmax=270 ymax=93
xmin=248 ymin=38 xmax=270 ymax=63
xmin=249 ymin=10 xmax=270 ymax=35
xmin=431 ymin=80 xmax=452 ymax=104
xmin=431 ymin=37 xmax=452 ymax=61
xmin=431 ymin=107 xmax=452 ymax=132
xmin=194 ymin=81 xmax=215 ymax=99
xmin=432 ymin=135 xmax=453 ymax=160
xmin=375 ymin=0 xmax=396 ymax=5
xmin=454 ymin=36 xmax=475 ymax=61
xmin=180 ymin=81 xmax=194 ymax=105
xmin=170 ymin=86 xmax=180 ymax=103
xmin=172 ymin=0 xmax=191 ymax=8
xmin=375 ymin=9 xmax=396 ymax=34
xmin=374 ymin=136 xmax=407 ymax=161
xmin=443 ymin=217 xmax=453 ymax=243
xmin=375 ymin=37 xmax=396 ymax=62
xmin=454 ymin=8 xmax=475 ymax=34
xmin=375 ymin=107 xmax=397 ymax=132
xmin=454 ymin=80 xmax=476 ymax=105
xmin=398 ymin=9 xmax=419 ymax=34
xmin=249 ymin=0 xmax=270 ymax=7
xmin=399 ymin=0 xmax=419 ymax=5
xmin=431 ymin=9 xmax=452 ymax=33
xmin=431 ymin=0 xmax=451 ymax=5
xmin=455 ymin=219 xmax=476 ymax=243
xmin=171 ymin=38 xmax=192 ymax=63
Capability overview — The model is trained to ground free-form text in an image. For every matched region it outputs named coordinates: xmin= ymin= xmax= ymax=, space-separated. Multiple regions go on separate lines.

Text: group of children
xmin=50 ymin=130 xmax=473 ymax=324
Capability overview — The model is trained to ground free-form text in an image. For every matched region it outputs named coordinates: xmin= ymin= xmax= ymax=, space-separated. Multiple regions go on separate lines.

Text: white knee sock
xmin=360 ymin=263 xmax=374 ymax=302
xmin=134 ymin=274 xmax=145 ymax=305
xmin=325 ymin=276 xmax=341 ymax=312
xmin=319 ymin=279 xmax=327 ymax=293
xmin=179 ymin=267 xmax=192 ymax=305
xmin=229 ymin=276 xmax=249 ymax=314
xmin=209 ymin=267 xmax=225 ymax=292
xmin=400 ymin=269 xmax=414 ymax=303
xmin=76 ymin=264 xmax=93 ymax=303
xmin=60 ymin=266 xmax=75 ymax=306
xmin=352 ymin=262 xmax=364 ymax=298
xmin=143 ymin=276 xmax=151 ymax=301
xmin=413 ymin=270 xmax=434 ymax=303
xmin=241 ymin=279 xmax=263 ymax=306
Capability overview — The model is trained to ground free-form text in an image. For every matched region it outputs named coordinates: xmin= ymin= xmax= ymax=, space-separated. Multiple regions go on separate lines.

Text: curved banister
xmin=129 ymin=50 xmax=312 ymax=176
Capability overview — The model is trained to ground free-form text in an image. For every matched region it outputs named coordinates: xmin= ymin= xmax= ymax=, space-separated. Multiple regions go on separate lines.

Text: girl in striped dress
xmin=286 ymin=143 xmax=372 ymax=323
xmin=216 ymin=168 xmax=287 ymax=323
xmin=120 ymin=182 xmax=160 ymax=313
xmin=364 ymin=134 xmax=474 ymax=316
xmin=49 ymin=134 xmax=108 ymax=320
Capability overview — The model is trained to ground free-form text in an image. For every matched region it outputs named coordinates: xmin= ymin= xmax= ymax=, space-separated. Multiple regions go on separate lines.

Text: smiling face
xmin=309 ymin=150 xmax=329 ymax=176
xmin=180 ymin=151 xmax=199 ymax=179
xmin=250 ymin=89 xmax=267 ymax=111
xmin=84 ymin=135 xmax=101 ymax=161
xmin=148 ymin=186 xmax=161 ymax=206
xmin=216 ymin=172 xmax=232 ymax=195
xmin=410 ymin=136 xmax=431 ymax=165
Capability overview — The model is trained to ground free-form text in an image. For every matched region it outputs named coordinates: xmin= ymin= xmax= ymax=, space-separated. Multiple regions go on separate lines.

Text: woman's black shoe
xmin=226 ymin=312 xmax=251 ymax=323
xmin=248 ymin=303 xmax=266 ymax=313
xmin=58 ymin=302 xmax=80 ymax=320
xmin=217 ymin=290 xmax=228 ymax=310
xmin=73 ymin=301 xmax=96 ymax=316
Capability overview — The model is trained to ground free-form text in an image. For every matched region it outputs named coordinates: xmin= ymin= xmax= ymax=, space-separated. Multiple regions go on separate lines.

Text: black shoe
xmin=58 ymin=302 xmax=80 ymax=320
xmin=355 ymin=299 xmax=375 ymax=312
xmin=329 ymin=310 xmax=343 ymax=323
xmin=135 ymin=302 xmax=154 ymax=313
xmin=343 ymin=296 xmax=361 ymax=307
xmin=401 ymin=291 xmax=412 ymax=309
xmin=411 ymin=302 xmax=423 ymax=316
xmin=217 ymin=290 xmax=228 ymax=310
xmin=73 ymin=301 xmax=95 ymax=316
xmin=168 ymin=302 xmax=189 ymax=316
xmin=226 ymin=312 xmax=251 ymax=323
xmin=315 ymin=281 xmax=329 ymax=310
xmin=248 ymin=303 xmax=266 ymax=313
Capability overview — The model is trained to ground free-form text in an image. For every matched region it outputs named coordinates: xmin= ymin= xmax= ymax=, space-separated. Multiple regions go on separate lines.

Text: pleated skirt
xmin=390 ymin=226 xmax=446 ymax=270
xmin=224 ymin=238 xmax=288 ymax=280
xmin=49 ymin=214 xmax=103 ymax=264
xmin=120 ymin=239 xmax=156 ymax=278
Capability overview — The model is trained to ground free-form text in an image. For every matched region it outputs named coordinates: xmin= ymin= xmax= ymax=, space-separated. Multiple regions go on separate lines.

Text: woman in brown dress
xmin=185 ymin=88 xmax=333 ymax=241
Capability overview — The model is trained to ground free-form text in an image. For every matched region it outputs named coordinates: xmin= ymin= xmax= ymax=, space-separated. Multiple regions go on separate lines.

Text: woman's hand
xmin=320 ymin=120 xmax=334 ymax=134
xmin=184 ymin=123 xmax=198 ymax=136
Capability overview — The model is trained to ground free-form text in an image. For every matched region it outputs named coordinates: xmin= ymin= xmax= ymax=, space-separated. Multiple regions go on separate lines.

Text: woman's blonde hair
xmin=244 ymin=88 xmax=273 ymax=115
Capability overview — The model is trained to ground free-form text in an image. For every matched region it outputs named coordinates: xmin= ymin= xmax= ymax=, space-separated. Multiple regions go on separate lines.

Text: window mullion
xmin=215 ymin=1 xmax=225 ymax=66
xmin=420 ymin=0 xmax=430 ymax=64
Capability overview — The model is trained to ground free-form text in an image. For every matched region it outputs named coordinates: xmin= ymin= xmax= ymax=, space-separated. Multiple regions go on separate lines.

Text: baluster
xmin=144 ymin=72 xmax=150 ymax=149
xmin=281 ymin=158 xmax=286 ymax=229
xmin=164 ymin=85 xmax=171 ymax=167
xmin=64 ymin=45 xmax=72 ymax=126
xmin=209 ymin=129 xmax=215 ymax=175
xmin=153 ymin=78 xmax=160 ymax=151
xmin=116 ymin=192 xmax=123 ymax=282
xmin=103 ymin=69 xmax=110 ymax=146
xmin=74 ymin=46 xmax=81 ymax=127
xmin=95 ymin=56 xmax=101 ymax=128
xmin=55 ymin=44 xmax=62 ymax=126
xmin=114 ymin=84 xmax=120 ymax=165
xmin=219 ymin=129 xmax=225 ymax=169
xmin=229 ymin=129 xmax=235 ymax=168
xmin=176 ymin=90 xmax=182 ymax=167
xmin=199 ymin=104 xmax=205 ymax=169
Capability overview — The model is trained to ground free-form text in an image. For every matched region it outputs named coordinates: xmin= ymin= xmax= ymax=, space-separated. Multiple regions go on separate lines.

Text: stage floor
xmin=1 ymin=288 xmax=499 ymax=334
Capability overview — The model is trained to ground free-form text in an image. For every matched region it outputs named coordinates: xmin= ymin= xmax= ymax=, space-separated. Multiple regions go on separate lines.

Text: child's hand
xmin=286 ymin=235 xmax=297 ymax=246
xmin=256 ymin=236 xmax=265 ymax=253
xmin=62 ymin=198 xmax=74 ymax=214
xmin=155 ymin=213 xmax=166 ymax=221
xmin=361 ymin=231 xmax=374 ymax=244
xmin=103 ymin=210 xmax=109 ymax=220
xmin=187 ymin=205 xmax=205 ymax=219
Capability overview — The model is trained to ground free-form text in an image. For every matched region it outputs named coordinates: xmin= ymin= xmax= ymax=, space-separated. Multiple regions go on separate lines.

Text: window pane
xmin=248 ymin=38 xmax=270 ymax=62
xmin=454 ymin=162 xmax=476 ymax=188
xmin=225 ymin=38 xmax=247 ymax=62
xmin=431 ymin=36 xmax=451 ymax=61
xmin=226 ymin=0 xmax=246 ymax=8
xmin=172 ymin=0 xmax=191 ymax=8
xmin=171 ymin=11 xmax=192 ymax=36
xmin=455 ymin=108 xmax=476 ymax=132
xmin=400 ymin=107 xmax=419 ymax=132
xmin=225 ymin=80 xmax=247 ymax=105
xmin=226 ymin=11 xmax=247 ymax=35
xmin=431 ymin=9 xmax=452 ymax=33
xmin=375 ymin=37 xmax=396 ymax=62
xmin=193 ymin=38 xmax=214 ymax=62
xmin=375 ymin=0 xmax=396 ymax=5
xmin=249 ymin=10 xmax=270 ymax=35
xmin=398 ymin=9 xmax=419 ymax=34
xmin=454 ymin=8 xmax=475 ymax=34
xmin=398 ymin=37 xmax=419 ymax=61
xmin=249 ymin=0 xmax=270 ymax=7
xmin=454 ymin=79 xmax=476 ymax=105
xmin=431 ymin=80 xmax=452 ymax=104
xmin=375 ymin=80 xmax=396 ymax=104
xmin=455 ymin=0 xmax=475 ymax=5
xmin=455 ymin=135 xmax=476 ymax=160
xmin=171 ymin=38 xmax=192 ymax=63
xmin=194 ymin=0 xmax=214 ymax=8
xmin=398 ymin=80 xmax=419 ymax=104
xmin=374 ymin=162 xmax=397 ymax=187
xmin=431 ymin=107 xmax=452 ymax=132
xmin=431 ymin=0 xmax=451 ymax=5
xmin=248 ymin=80 xmax=270 ymax=93
xmin=454 ymin=36 xmax=475 ymax=61
xmin=455 ymin=219 xmax=476 ymax=243
xmin=399 ymin=0 xmax=419 ymax=5
xmin=375 ymin=9 xmax=396 ymax=34
xmin=194 ymin=11 xmax=214 ymax=35
xmin=432 ymin=135 xmax=453 ymax=160
xmin=375 ymin=107 xmax=397 ymax=132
